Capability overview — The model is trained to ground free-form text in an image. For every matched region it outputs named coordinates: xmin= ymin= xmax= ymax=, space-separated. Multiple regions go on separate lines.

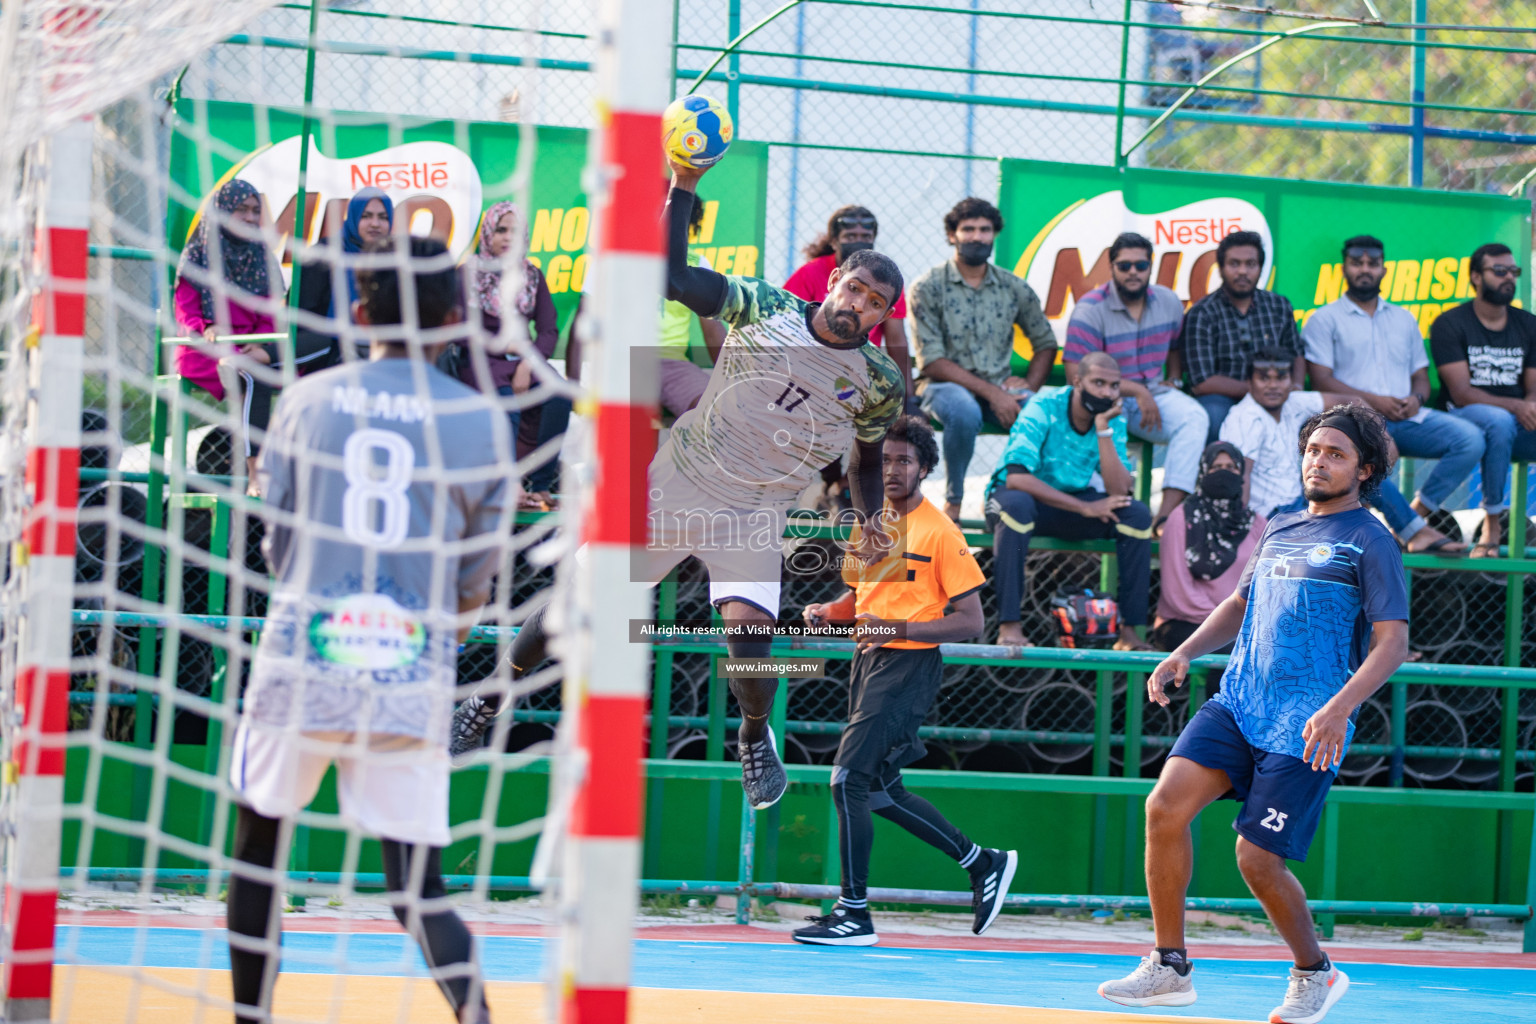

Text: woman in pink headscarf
xmin=462 ymin=201 xmax=569 ymax=509
xmin=173 ymin=178 xmax=285 ymax=490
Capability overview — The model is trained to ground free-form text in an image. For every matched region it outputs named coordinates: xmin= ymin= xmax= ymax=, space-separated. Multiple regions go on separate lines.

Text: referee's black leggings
xmin=832 ymin=764 xmax=977 ymax=904
xmin=227 ymin=804 xmax=486 ymax=1024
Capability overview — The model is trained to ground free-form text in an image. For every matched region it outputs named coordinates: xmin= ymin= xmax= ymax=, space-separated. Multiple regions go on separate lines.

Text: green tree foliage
xmin=1138 ymin=1 xmax=1536 ymax=196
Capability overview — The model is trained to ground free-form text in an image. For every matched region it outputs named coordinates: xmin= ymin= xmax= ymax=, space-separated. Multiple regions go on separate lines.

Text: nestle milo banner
xmin=998 ymin=158 xmax=1531 ymax=368
xmin=169 ymin=99 xmax=769 ymax=350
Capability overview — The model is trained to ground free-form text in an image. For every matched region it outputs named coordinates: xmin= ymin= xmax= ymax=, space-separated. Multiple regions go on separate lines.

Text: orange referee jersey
xmin=842 ymin=497 xmax=986 ymax=650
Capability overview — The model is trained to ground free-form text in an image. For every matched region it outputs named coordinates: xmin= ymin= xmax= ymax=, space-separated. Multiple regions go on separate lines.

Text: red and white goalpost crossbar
xmin=3 ymin=118 xmax=90 ymax=1023
xmin=556 ymin=0 xmax=668 ymax=1021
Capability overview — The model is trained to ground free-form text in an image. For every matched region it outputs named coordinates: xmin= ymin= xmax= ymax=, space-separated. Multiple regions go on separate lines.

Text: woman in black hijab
xmin=1152 ymin=441 xmax=1267 ymax=655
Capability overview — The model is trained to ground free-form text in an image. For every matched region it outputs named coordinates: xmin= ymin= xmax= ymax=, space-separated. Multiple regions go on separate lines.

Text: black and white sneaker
xmin=791 ymin=905 xmax=877 ymax=946
xmin=450 ymin=695 xmax=500 ymax=761
xmin=969 ymin=848 xmax=1018 ymax=935
xmin=738 ymin=726 xmax=788 ymax=810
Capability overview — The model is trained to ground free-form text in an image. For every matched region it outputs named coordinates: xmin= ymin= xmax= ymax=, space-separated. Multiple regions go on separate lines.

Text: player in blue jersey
xmin=1099 ymin=402 xmax=1408 ymax=1024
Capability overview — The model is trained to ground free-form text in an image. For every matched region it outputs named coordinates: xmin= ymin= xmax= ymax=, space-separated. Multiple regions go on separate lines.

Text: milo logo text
xmin=1017 ymin=191 xmax=1274 ymax=348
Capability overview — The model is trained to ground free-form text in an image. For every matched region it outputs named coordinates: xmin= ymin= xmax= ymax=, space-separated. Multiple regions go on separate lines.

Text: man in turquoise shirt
xmin=985 ymin=351 xmax=1153 ymax=649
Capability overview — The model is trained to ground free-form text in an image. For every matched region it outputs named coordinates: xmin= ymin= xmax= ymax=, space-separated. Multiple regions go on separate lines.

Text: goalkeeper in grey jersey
xmin=227 ymin=237 xmax=511 ymax=1024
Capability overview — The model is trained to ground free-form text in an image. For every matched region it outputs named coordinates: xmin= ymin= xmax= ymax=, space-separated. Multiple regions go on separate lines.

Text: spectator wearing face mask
xmin=786 ymin=205 xmax=912 ymax=513
xmin=985 ymin=351 xmax=1153 ymax=651
xmin=1152 ymin=442 xmax=1267 ymax=655
xmin=910 ymin=197 xmax=1058 ymax=522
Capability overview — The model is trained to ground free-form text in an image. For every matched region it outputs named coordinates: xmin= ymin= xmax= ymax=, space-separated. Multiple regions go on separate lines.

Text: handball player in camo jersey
xmin=452 ymin=154 xmax=905 ymax=816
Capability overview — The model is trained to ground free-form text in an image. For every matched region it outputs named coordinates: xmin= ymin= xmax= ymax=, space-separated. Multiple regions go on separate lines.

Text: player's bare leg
xmin=1099 ymin=755 xmax=1229 ymax=1008
xmin=1145 ymin=757 xmax=1232 ymax=948
xmin=719 ymin=598 xmax=787 ymax=809
xmin=1236 ymin=837 xmax=1348 ymax=1024
xmin=1235 ymin=837 xmax=1322 ymax=965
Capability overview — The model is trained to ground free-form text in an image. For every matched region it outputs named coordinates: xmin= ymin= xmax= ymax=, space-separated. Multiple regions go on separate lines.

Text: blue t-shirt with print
xmin=1213 ymin=507 xmax=1408 ymax=765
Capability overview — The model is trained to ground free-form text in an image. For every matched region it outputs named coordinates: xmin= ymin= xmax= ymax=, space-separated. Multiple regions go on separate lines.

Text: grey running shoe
xmin=1098 ymin=951 xmax=1197 ymax=1007
xmin=738 ymin=726 xmax=787 ymax=810
xmin=1268 ymin=964 xmax=1349 ymax=1024
xmin=969 ymin=848 xmax=1018 ymax=935
xmin=450 ymin=695 xmax=499 ymax=760
xmin=791 ymin=905 xmax=877 ymax=946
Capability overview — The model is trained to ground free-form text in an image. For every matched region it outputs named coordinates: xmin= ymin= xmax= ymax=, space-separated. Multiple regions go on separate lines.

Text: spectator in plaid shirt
xmin=1172 ymin=230 xmax=1304 ymax=443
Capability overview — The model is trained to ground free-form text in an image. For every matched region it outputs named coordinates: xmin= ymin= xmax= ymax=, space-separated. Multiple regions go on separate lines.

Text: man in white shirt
xmin=1221 ymin=351 xmax=1438 ymax=550
xmin=1303 ymin=234 xmax=1481 ymax=553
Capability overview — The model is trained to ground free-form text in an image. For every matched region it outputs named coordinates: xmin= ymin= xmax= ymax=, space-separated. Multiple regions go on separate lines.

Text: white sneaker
xmin=1269 ymin=964 xmax=1349 ymax=1024
xmin=1097 ymin=951 xmax=1196 ymax=1007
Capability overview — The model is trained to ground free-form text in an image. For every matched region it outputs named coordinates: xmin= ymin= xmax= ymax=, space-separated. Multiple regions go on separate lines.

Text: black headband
xmin=1311 ymin=413 xmax=1367 ymax=459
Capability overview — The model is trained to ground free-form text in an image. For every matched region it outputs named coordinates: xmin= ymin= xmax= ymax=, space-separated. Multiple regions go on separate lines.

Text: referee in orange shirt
xmin=792 ymin=415 xmax=1018 ymax=947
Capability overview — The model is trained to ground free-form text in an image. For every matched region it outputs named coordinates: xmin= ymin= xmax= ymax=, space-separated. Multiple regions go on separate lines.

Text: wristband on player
xmin=1096 ymin=428 xmax=1114 ymax=437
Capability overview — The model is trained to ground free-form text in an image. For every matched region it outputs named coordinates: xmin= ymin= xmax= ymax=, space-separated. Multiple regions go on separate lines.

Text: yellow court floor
xmin=55 ymin=966 xmax=1250 ymax=1024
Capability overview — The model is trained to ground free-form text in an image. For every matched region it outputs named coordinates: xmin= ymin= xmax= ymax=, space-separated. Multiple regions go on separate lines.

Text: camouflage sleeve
xmin=715 ymin=275 xmax=813 ymax=330
xmin=854 ymin=343 xmax=906 ymax=443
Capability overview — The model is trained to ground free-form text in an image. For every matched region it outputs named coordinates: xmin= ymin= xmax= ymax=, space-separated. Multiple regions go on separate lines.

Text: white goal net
xmin=0 ymin=2 xmax=660 ymax=1021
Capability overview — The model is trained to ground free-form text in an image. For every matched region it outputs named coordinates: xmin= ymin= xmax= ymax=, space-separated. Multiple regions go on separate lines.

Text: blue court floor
xmin=52 ymin=924 xmax=1536 ymax=1023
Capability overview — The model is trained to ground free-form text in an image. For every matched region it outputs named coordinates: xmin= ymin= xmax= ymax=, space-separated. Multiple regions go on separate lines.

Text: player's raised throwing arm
xmin=665 ymin=162 xmax=727 ymax=317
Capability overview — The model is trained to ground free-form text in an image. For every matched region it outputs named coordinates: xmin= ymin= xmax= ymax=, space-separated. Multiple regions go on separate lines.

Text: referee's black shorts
xmin=833 ymin=646 xmax=944 ymax=778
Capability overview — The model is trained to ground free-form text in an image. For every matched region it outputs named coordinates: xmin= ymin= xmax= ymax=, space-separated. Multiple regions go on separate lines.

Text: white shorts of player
xmin=626 ymin=454 xmax=787 ymax=618
xmin=229 ymin=720 xmax=450 ymax=847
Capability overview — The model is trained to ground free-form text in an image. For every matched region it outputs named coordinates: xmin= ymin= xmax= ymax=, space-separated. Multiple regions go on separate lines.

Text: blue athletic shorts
xmin=1168 ymin=701 xmax=1335 ymax=862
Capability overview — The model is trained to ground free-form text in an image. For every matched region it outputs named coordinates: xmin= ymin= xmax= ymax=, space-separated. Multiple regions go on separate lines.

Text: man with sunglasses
xmin=1065 ymin=231 xmax=1204 ymax=528
xmin=1304 ymin=235 xmax=1483 ymax=555
xmin=1430 ymin=242 xmax=1536 ymax=557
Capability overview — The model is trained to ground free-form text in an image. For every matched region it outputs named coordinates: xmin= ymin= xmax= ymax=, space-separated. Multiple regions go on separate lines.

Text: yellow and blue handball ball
xmin=662 ymin=94 xmax=733 ymax=169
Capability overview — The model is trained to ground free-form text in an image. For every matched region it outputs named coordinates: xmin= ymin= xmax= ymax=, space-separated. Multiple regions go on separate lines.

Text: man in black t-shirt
xmin=1429 ymin=241 xmax=1536 ymax=557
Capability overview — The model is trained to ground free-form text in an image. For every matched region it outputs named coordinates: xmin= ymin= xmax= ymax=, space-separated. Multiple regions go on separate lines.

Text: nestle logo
xmin=1154 ymin=217 xmax=1244 ymax=246
xmin=350 ymin=161 xmax=450 ymax=190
